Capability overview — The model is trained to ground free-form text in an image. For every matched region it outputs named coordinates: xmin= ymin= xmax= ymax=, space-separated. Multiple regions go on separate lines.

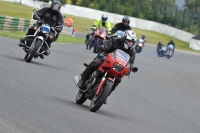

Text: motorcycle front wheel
xmin=90 ymin=80 xmax=113 ymax=112
xmin=25 ymin=39 xmax=42 ymax=63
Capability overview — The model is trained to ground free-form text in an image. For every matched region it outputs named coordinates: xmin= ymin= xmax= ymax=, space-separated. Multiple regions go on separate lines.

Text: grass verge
xmin=0 ymin=31 xmax=85 ymax=43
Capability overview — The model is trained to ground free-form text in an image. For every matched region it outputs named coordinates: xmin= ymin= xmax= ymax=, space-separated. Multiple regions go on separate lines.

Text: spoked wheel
xmin=90 ymin=80 xmax=113 ymax=112
xmin=76 ymin=91 xmax=87 ymax=105
xmin=25 ymin=39 xmax=42 ymax=63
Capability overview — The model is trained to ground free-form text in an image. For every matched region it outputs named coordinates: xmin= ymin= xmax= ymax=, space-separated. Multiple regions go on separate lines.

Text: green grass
xmin=0 ymin=1 xmax=199 ymax=53
xmin=0 ymin=31 xmax=85 ymax=43
xmin=0 ymin=1 xmax=32 ymax=20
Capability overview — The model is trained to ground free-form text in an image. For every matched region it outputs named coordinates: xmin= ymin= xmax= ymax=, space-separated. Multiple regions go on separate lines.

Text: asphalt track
xmin=0 ymin=36 xmax=200 ymax=133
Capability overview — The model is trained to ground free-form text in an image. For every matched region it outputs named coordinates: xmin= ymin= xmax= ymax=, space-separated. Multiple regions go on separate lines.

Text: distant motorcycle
xmin=166 ymin=44 xmax=174 ymax=59
xmin=114 ymin=30 xmax=124 ymax=37
xmin=135 ymin=39 xmax=144 ymax=53
xmin=86 ymin=27 xmax=93 ymax=50
xmin=157 ymin=46 xmax=166 ymax=57
xmin=86 ymin=26 xmax=107 ymax=53
xmin=106 ymin=30 xmax=124 ymax=40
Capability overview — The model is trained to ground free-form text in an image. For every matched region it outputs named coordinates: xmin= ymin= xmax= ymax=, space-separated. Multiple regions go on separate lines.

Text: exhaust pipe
xmin=74 ymin=76 xmax=80 ymax=89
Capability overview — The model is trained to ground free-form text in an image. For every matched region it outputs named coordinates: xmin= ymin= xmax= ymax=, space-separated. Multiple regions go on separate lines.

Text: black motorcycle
xmin=157 ymin=45 xmax=166 ymax=57
xmin=19 ymin=9 xmax=61 ymax=63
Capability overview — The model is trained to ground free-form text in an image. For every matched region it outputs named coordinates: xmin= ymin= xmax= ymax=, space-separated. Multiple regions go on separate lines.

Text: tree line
xmin=37 ymin=0 xmax=200 ymax=35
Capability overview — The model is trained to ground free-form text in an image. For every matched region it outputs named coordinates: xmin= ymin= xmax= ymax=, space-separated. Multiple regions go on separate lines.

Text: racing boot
xmin=18 ymin=38 xmax=26 ymax=47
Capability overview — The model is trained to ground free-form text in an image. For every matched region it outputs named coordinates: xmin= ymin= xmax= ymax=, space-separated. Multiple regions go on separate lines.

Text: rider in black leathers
xmin=111 ymin=16 xmax=131 ymax=34
xmin=157 ymin=41 xmax=164 ymax=51
xmin=19 ymin=0 xmax=63 ymax=58
xmin=77 ymin=30 xmax=137 ymax=99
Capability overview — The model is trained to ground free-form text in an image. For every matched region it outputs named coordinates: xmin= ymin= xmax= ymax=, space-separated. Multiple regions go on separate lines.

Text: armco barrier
xmin=0 ymin=16 xmax=72 ymax=36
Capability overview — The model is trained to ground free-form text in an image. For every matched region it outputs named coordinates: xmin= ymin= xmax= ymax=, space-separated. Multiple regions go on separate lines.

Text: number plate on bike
xmin=41 ymin=24 xmax=50 ymax=33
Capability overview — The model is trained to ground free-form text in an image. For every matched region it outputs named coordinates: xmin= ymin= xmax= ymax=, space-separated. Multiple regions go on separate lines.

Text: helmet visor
xmin=52 ymin=4 xmax=60 ymax=11
xmin=102 ymin=17 xmax=107 ymax=22
xmin=123 ymin=21 xmax=129 ymax=26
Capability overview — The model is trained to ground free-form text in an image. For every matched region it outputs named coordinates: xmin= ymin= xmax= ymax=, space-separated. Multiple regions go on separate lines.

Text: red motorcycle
xmin=74 ymin=49 xmax=138 ymax=112
xmin=87 ymin=26 xmax=107 ymax=53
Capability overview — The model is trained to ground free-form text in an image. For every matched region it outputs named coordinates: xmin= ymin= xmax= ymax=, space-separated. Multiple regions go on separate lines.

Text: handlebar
xmin=37 ymin=21 xmax=62 ymax=36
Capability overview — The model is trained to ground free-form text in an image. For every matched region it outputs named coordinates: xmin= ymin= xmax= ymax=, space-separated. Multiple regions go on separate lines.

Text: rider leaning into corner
xmin=78 ymin=30 xmax=137 ymax=104
xmin=111 ymin=16 xmax=132 ymax=34
xmin=85 ymin=14 xmax=112 ymax=44
xmin=19 ymin=0 xmax=63 ymax=59
xmin=167 ymin=39 xmax=176 ymax=54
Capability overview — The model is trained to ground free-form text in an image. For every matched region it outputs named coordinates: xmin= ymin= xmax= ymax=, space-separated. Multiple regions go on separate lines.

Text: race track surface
xmin=0 ymin=36 xmax=200 ymax=133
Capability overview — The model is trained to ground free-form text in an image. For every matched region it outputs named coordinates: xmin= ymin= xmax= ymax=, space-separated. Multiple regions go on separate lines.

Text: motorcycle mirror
xmin=33 ymin=9 xmax=37 ymax=13
xmin=132 ymin=67 xmax=138 ymax=73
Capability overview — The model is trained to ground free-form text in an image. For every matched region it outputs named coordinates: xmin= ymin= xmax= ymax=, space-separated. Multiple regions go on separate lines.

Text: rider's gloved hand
xmin=125 ymin=70 xmax=131 ymax=76
xmin=107 ymin=31 xmax=112 ymax=35
xmin=91 ymin=26 xmax=96 ymax=31
xmin=98 ymin=53 xmax=106 ymax=60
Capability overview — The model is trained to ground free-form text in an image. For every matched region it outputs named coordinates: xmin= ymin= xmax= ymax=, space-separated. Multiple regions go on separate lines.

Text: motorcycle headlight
xmin=138 ymin=43 xmax=143 ymax=47
xmin=112 ymin=63 xmax=123 ymax=72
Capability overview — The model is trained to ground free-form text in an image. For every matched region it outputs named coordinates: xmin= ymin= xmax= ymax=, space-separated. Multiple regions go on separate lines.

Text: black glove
xmin=55 ymin=26 xmax=62 ymax=32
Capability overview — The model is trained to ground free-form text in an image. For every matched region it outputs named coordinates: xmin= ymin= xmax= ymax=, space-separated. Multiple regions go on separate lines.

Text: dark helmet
xmin=50 ymin=0 xmax=61 ymax=12
xmin=142 ymin=35 xmax=145 ymax=39
xmin=170 ymin=39 xmax=174 ymax=43
xmin=122 ymin=16 xmax=130 ymax=26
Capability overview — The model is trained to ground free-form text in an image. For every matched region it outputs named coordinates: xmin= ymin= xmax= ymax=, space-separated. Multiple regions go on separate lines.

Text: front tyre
xmin=25 ymin=39 xmax=42 ymax=63
xmin=90 ymin=80 xmax=113 ymax=112
xmin=76 ymin=91 xmax=87 ymax=105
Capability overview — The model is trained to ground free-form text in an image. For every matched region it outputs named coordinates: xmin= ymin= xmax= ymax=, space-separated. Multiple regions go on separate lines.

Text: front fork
xmin=95 ymin=72 xmax=115 ymax=95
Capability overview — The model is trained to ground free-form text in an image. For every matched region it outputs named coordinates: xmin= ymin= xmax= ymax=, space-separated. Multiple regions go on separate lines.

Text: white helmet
xmin=123 ymin=30 xmax=137 ymax=49
xmin=101 ymin=14 xmax=108 ymax=22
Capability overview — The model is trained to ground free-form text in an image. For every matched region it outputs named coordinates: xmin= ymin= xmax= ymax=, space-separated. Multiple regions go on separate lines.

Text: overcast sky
xmin=175 ymin=0 xmax=185 ymax=7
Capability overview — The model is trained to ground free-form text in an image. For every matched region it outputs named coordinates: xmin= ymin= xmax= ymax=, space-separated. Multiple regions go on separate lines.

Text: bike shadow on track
xmin=46 ymin=95 xmax=135 ymax=123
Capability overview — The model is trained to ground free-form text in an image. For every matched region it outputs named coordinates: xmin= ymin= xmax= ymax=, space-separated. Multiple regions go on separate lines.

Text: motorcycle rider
xmin=157 ymin=41 xmax=165 ymax=51
xmin=85 ymin=14 xmax=112 ymax=46
xmin=111 ymin=16 xmax=131 ymax=34
xmin=137 ymin=35 xmax=146 ymax=49
xmin=78 ymin=30 xmax=137 ymax=103
xmin=166 ymin=39 xmax=175 ymax=56
xmin=19 ymin=0 xmax=63 ymax=59
xmin=167 ymin=40 xmax=175 ymax=50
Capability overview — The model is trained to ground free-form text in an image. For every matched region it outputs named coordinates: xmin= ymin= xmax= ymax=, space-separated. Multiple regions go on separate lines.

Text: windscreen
xmin=115 ymin=49 xmax=130 ymax=63
xmin=99 ymin=26 xmax=106 ymax=33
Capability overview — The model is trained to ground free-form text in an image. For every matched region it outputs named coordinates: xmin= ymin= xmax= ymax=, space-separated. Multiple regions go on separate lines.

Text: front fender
xmin=36 ymin=36 xmax=44 ymax=42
